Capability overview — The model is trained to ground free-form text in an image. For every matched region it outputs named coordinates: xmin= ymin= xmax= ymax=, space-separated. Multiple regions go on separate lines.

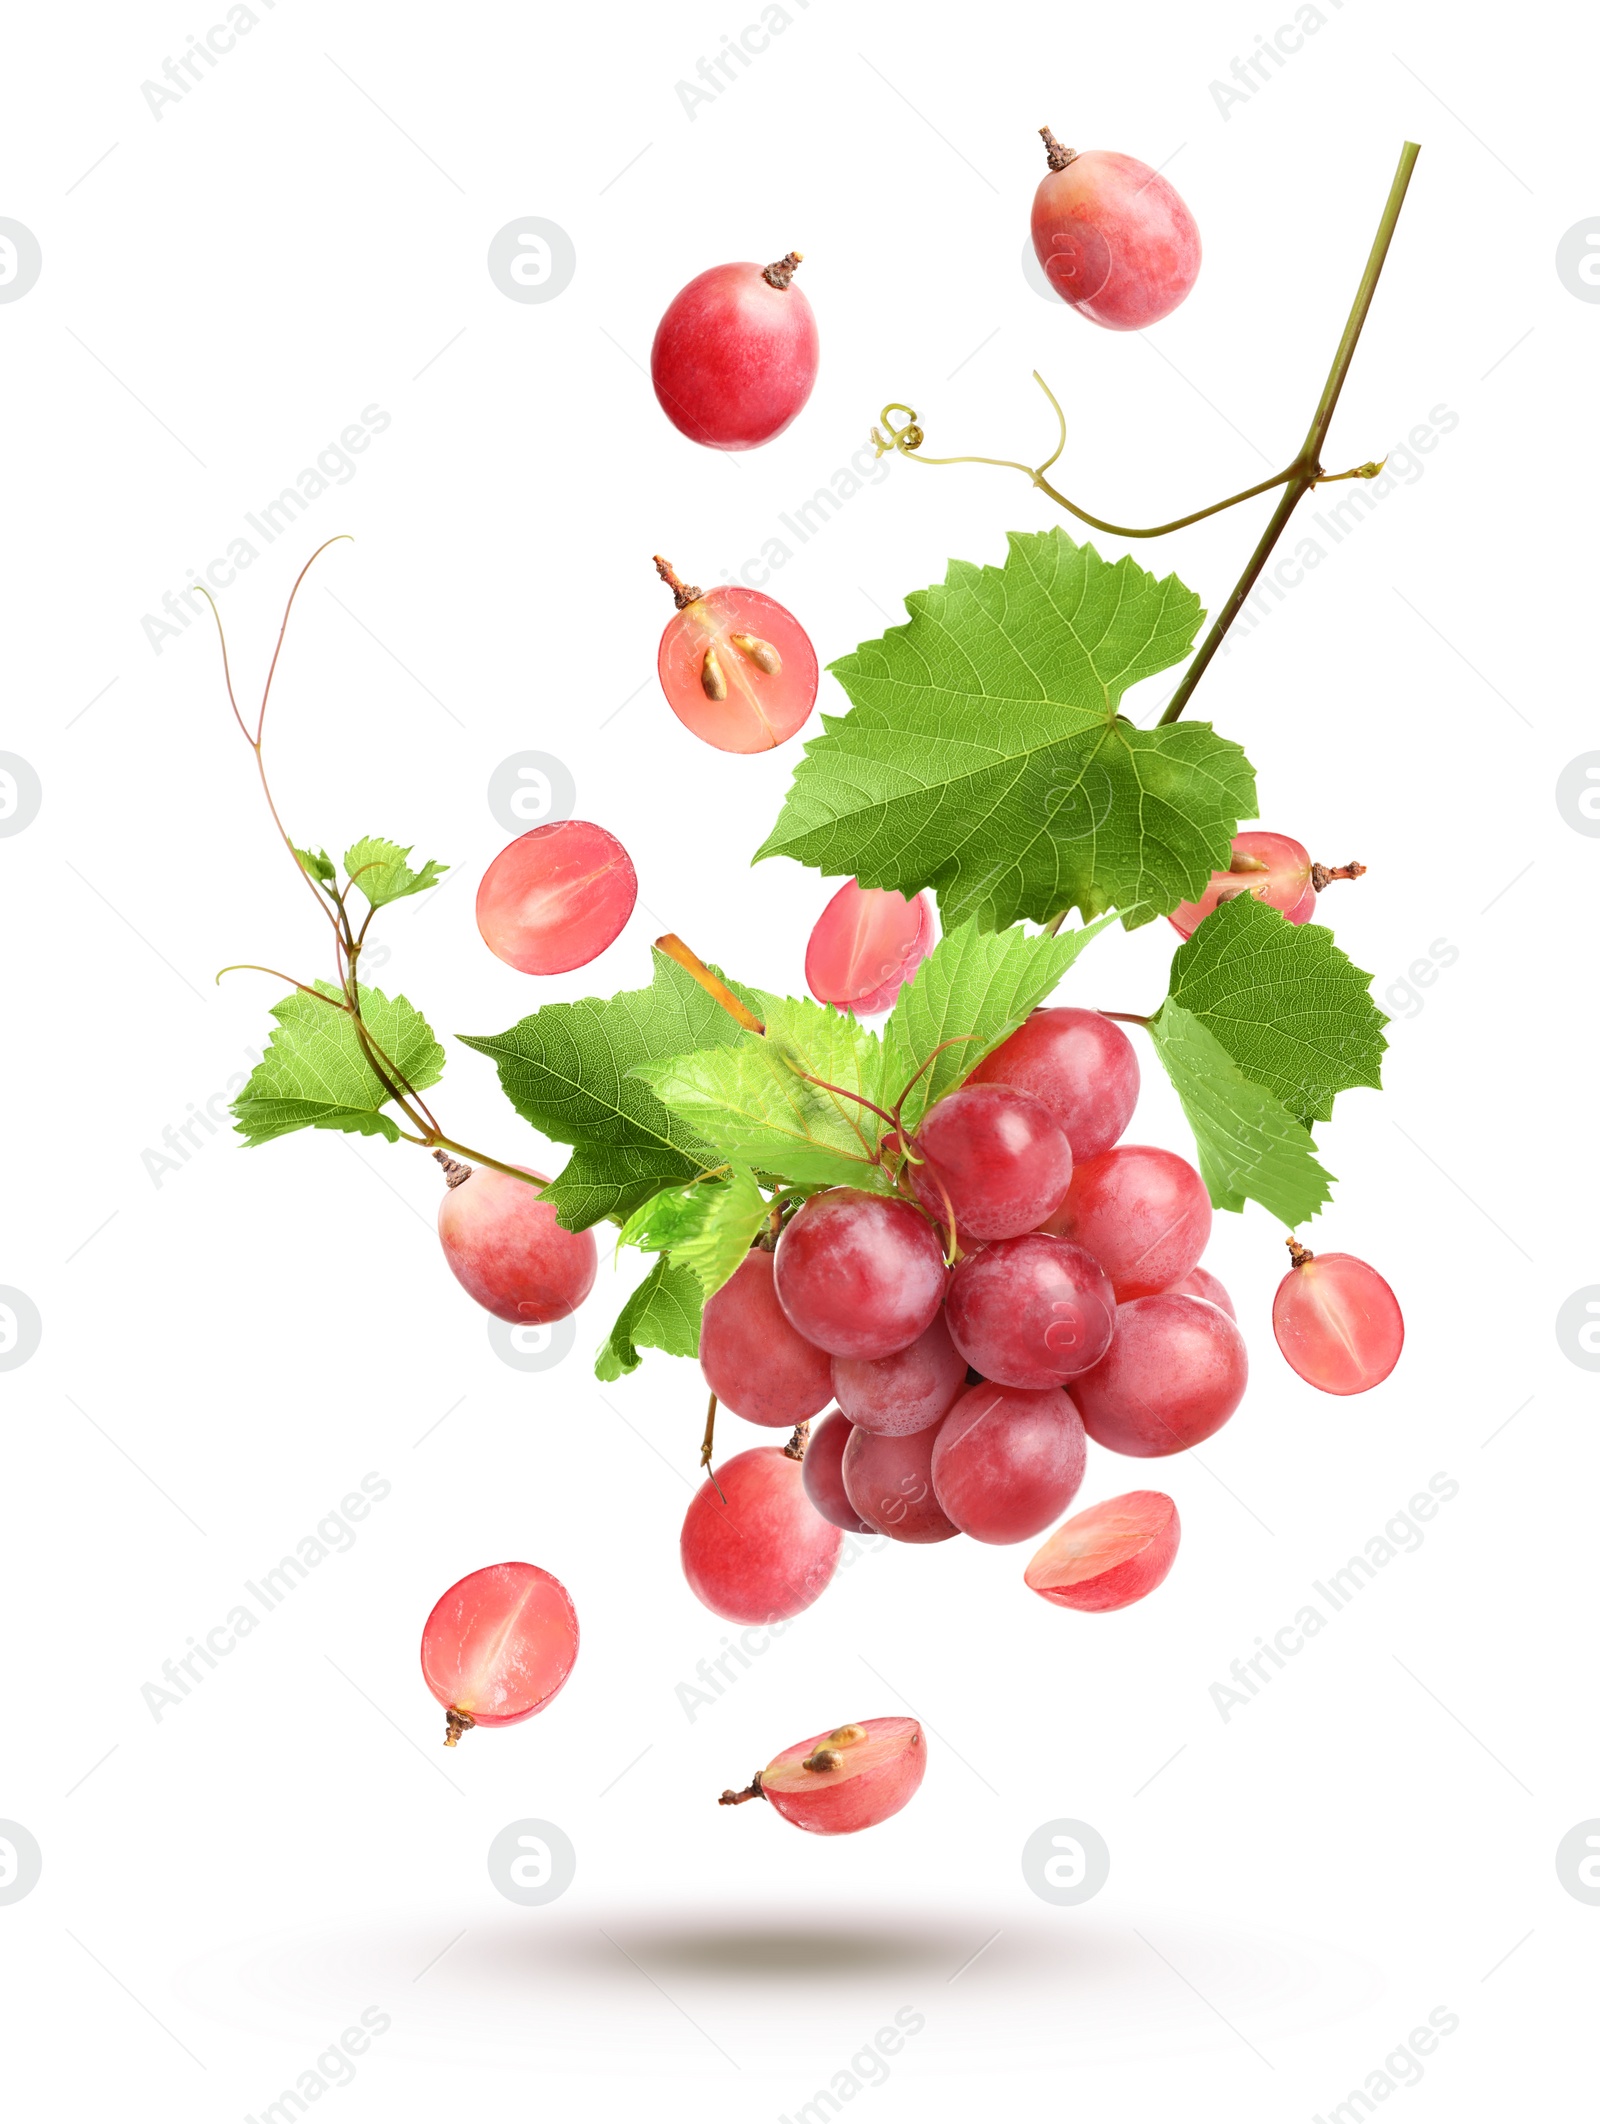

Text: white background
xmin=2 ymin=0 xmax=1594 ymax=2117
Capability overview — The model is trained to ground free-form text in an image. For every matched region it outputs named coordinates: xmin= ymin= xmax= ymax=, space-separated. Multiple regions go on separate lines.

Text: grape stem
xmin=700 ymin=1392 xmax=725 ymax=1498
xmin=718 ymin=1775 xmax=766 ymax=1806
xmin=1286 ymin=1236 xmax=1314 ymax=1269
xmin=871 ymin=141 xmax=1421 ymax=725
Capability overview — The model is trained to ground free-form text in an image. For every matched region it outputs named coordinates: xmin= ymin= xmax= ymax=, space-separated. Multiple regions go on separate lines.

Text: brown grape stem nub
xmin=443 ymin=1708 xmax=475 ymax=1747
xmin=1311 ymin=859 xmax=1367 ymax=892
xmin=653 ymin=555 xmax=702 ymax=609
xmin=783 ymin=1421 xmax=810 ymax=1462
xmin=719 ymin=1774 xmax=766 ymax=1806
xmin=434 ymin=1149 xmax=472 ymax=1189
xmin=1039 ymin=127 xmax=1077 ymax=171
xmin=762 ymin=252 xmax=802 ymax=289
xmin=1286 ymin=1237 xmax=1314 ymax=1270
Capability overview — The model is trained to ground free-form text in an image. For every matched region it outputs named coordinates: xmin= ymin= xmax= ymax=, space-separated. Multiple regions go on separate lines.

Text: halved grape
xmin=967 ymin=1006 xmax=1140 ymax=1162
xmin=1273 ymin=1244 xmax=1402 ymax=1395
xmin=831 ymin=1312 xmax=966 ymax=1437
xmin=1168 ymin=832 xmax=1316 ymax=940
xmin=476 ymin=820 xmax=637 ymax=974
xmin=699 ymin=1250 xmax=833 ymax=1428
xmin=842 ymin=1419 xmax=958 ymax=1543
xmin=656 ymin=568 xmax=818 ymax=752
xmin=805 ymin=879 xmax=934 ymax=1016
xmin=944 ymin=1234 xmax=1116 ymax=1389
xmin=436 ymin=1160 xmax=597 ymax=1324
xmin=1025 ymin=1492 xmax=1180 ymax=1611
xmin=930 ymin=1382 xmax=1086 ymax=1544
xmin=773 ymin=1189 xmax=947 ymax=1359
xmin=1043 ymin=1144 xmax=1211 ymax=1299
xmin=721 ymin=1717 xmax=925 ymax=1834
xmin=680 ymin=1447 xmax=841 ymax=1622
xmin=1074 ymin=1293 xmax=1247 ymax=1456
xmin=420 ymin=1561 xmax=579 ymax=1745
xmin=907 ymin=1083 xmax=1073 ymax=1242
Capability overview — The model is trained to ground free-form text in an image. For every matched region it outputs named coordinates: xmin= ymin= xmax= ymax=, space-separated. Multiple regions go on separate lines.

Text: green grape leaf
xmin=882 ymin=914 xmax=1116 ymax=1131
xmin=594 ymin=1258 xmax=704 ymax=1381
xmin=634 ymin=994 xmax=894 ymax=1193
xmin=459 ymin=948 xmax=759 ymax=1232
xmin=755 ymin=528 xmax=1254 ymax=931
xmin=295 ymin=845 xmax=336 ymax=886
xmin=1159 ymin=894 xmax=1387 ymax=1127
xmin=343 ymin=835 xmax=448 ymax=908
xmin=619 ymin=1167 xmax=769 ymax=1299
xmin=233 ymin=982 xmax=444 ymax=1146
xmin=1149 ymin=1002 xmax=1334 ymax=1225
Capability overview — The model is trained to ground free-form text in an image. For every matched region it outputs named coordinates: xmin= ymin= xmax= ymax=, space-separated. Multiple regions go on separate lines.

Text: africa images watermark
xmin=718 ymin=437 xmax=895 ymax=591
xmin=1209 ymin=1472 xmax=1459 ymax=1721
xmin=1312 ymin=2006 xmax=1460 ymax=2122
xmin=141 ymin=1 xmax=282 ymax=122
xmin=141 ymin=1473 xmax=392 ymax=1721
xmin=1209 ymin=0 xmax=1348 ymax=121
xmin=675 ymin=0 xmax=813 ymax=121
xmin=675 ymin=1531 xmax=885 ymax=1721
xmin=244 ymin=2007 xmax=392 ymax=2124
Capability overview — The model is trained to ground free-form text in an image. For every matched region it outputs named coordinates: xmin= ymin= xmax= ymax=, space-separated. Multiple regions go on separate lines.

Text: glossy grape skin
xmin=773 ymin=1189 xmax=947 ymax=1360
xmin=1165 ymin=1265 xmax=1236 ymax=1319
xmin=805 ymin=880 xmax=934 ymax=1016
xmin=1273 ymin=1250 xmax=1403 ymax=1395
xmin=944 ymin=1235 xmax=1116 ymax=1390
xmin=1031 ymin=148 xmax=1200 ymax=330
xmin=930 ymin=1382 xmax=1087 ymax=1545
xmin=680 ymin=1448 xmax=841 ymax=1623
xmin=651 ymin=258 xmax=819 ymax=449
xmin=1025 ymin=1492 xmax=1180 ymax=1611
xmin=476 ymin=820 xmax=637 ymax=974
xmin=657 ymin=584 xmax=818 ymax=752
xmin=967 ymin=1007 xmax=1140 ymax=1163
xmin=801 ymin=1409 xmax=874 ymax=1532
xmin=831 ymin=1312 xmax=966 ymax=1437
xmin=1043 ymin=1144 xmax=1211 ymax=1300
xmin=751 ymin=1718 xmax=926 ymax=1835
xmin=437 ymin=1164 xmax=597 ymax=1324
xmin=420 ymin=1562 xmax=578 ymax=1741
xmin=1169 ymin=832 xmax=1316 ymax=940
xmin=699 ymin=1250 xmax=833 ymax=1428
xmin=842 ymin=1419 xmax=958 ymax=1543
xmin=907 ymin=1084 xmax=1073 ymax=1243
xmin=1074 ymin=1294 xmax=1248 ymax=1456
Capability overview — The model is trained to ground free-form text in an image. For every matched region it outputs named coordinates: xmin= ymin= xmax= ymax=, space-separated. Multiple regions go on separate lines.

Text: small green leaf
xmin=1149 ymin=1002 xmax=1334 ymax=1225
xmin=635 ymin=994 xmax=893 ymax=1192
xmin=882 ymin=914 xmax=1115 ymax=1131
xmin=295 ymin=845 xmax=336 ymax=886
xmin=1162 ymin=895 xmax=1387 ymax=1127
xmin=619 ymin=1167 xmax=769 ymax=1299
xmin=460 ymin=946 xmax=761 ymax=1231
xmin=595 ymin=1258 xmax=704 ymax=1380
xmin=233 ymin=982 xmax=444 ymax=1146
xmin=343 ymin=835 xmax=448 ymax=909
xmin=755 ymin=529 xmax=1255 ymax=931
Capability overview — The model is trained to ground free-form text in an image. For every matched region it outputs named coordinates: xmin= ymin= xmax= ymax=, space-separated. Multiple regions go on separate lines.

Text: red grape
xmin=1273 ymin=1244 xmax=1403 ymax=1395
xmin=651 ymin=253 xmax=819 ymax=450
xmin=944 ymin=1234 xmax=1116 ymax=1390
xmin=655 ymin=563 xmax=817 ymax=752
xmin=831 ymin=1312 xmax=966 ymax=1437
xmin=801 ymin=1409 xmax=873 ymax=1532
xmin=1031 ymin=137 xmax=1200 ymax=330
xmin=1025 ymin=1492 xmax=1180 ymax=1611
xmin=722 ymin=1717 xmax=925 ymax=1834
xmin=436 ymin=1160 xmax=596 ymax=1324
xmin=805 ymin=879 xmax=934 ymax=1016
xmin=476 ymin=820 xmax=636 ymax=975
xmin=699 ymin=1250 xmax=833 ymax=1428
xmin=1168 ymin=832 xmax=1316 ymax=939
xmin=1165 ymin=1265 xmax=1235 ymax=1319
xmin=930 ymin=1382 xmax=1086 ymax=1544
xmin=967 ymin=1006 xmax=1140 ymax=1162
xmin=1043 ymin=1144 xmax=1211 ymax=1299
xmin=907 ymin=1083 xmax=1073 ymax=1242
xmin=842 ymin=1418 xmax=958 ymax=1543
xmin=773 ymin=1189 xmax=946 ymax=1359
xmin=420 ymin=1561 xmax=579 ymax=1745
xmin=681 ymin=1447 xmax=841 ymax=1623
xmin=1074 ymin=1293 xmax=1248 ymax=1456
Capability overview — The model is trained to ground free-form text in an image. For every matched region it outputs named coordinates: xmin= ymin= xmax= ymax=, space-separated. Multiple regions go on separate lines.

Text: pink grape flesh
xmin=967 ymin=1007 xmax=1140 ymax=1162
xmin=1273 ymin=1251 xmax=1403 ymax=1395
xmin=680 ymin=1447 xmax=841 ymax=1622
xmin=1025 ymin=1491 xmax=1181 ymax=1611
xmin=1074 ymin=1293 xmax=1248 ymax=1456
xmin=476 ymin=819 xmax=637 ymax=974
xmin=437 ymin=1164 xmax=597 ymax=1324
xmin=930 ymin=1381 xmax=1087 ymax=1544
xmin=805 ymin=879 xmax=934 ymax=1015
xmin=657 ymin=584 xmax=818 ymax=752
xmin=755 ymin=1717 xmax=926 ymax=1835
xmin=699 ymin=1250 xmax=833 ymax=1428
xmin=420 ymin=1561 xmax=579 ymax=1729
xmin=1168 ymin=832 xmax=1316 ymax=940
